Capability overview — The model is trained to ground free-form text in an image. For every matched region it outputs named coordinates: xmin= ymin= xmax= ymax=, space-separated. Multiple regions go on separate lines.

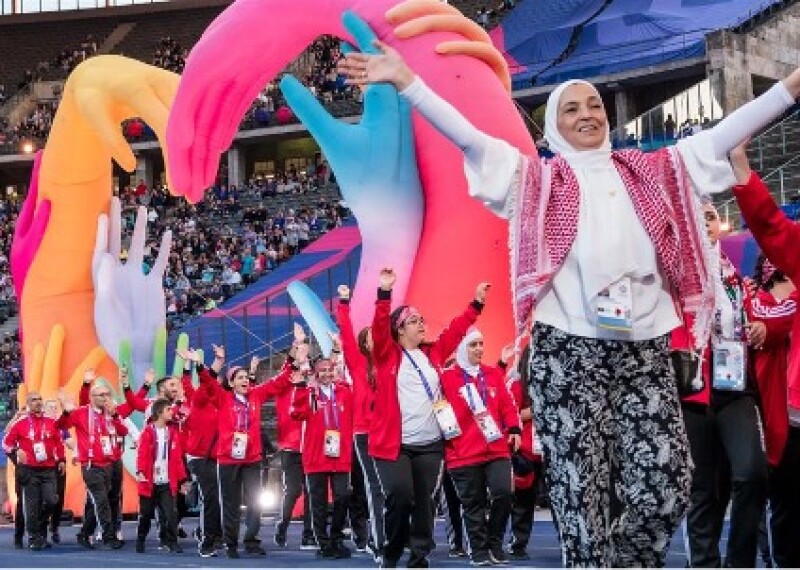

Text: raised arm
xmin=372 ymin=269 xmax=396 ymax=364
xmin=340 ymin=41 xmax=520 ymax=217
xmin=429 ymin=283 xmax=487 ymax=365
xmin=335 ymin=286 xmax=367 ymax=384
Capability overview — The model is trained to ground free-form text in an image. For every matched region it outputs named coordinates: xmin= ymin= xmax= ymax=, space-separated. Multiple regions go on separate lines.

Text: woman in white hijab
xmin=439 ymin=328 xmax=521 ymax=566
xmin=340 ymin=34 xmax=800 ymax=566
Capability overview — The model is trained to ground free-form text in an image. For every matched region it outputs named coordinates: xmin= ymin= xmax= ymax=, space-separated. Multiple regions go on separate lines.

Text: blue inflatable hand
xmin=279 ymin=10 xmax=423 ymax=328
xmin=288 ymin=281 xmax=339 ymax=357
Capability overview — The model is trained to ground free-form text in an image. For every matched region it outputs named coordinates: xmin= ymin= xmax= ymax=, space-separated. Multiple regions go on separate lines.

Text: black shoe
xmin=165 ymin=543 xmax=183 ymax=554
xmin=244 ymin=544 xmax=266 ymax=555
xmin=135 ymin=540 xmax=145 ymax=553
xmin=104 ymin=538 xmax=124 ymax=550
xmin=274 ymin=531 xmax=287 ymax=548
xmin=177 ymin=526 xmax=188 ymax=539
xmin=355 ymin=539 xmax=367 ymax=553
xmin=199 ymin=543 xmax=217 ymax=558
xmin=507 ymin=548 xmax=531 ymax=561
xmin=226 ymin=547 xmax=240 ymax=559
xmin=214 ymin=537 xmax=225 ymax=551
xmin=449 ymin=546 xmax=467 ymax=558
xmin=300 ymin=536 xmax=317 ymax=550
xmin=381 ymin=558 xmax=399 ymax=569
xmin=43 ymin=541 xmax=53 ymax=549
xmin=29 ymin=537 xmax=45 ymax=551
xmin=77 ymin=533 xmax=96 ymax=550
xmin=489 ymin=547 xmax=509 ymax=565
xmin=51 ymin=531 xmax=60 ymax=545
xmin=471 ymin=552 xmax=493 ymax=567
xmin=14 ymin=539 xmax=24 ymax=550
xmin=334 ymin=542 xmax=352 ymax=559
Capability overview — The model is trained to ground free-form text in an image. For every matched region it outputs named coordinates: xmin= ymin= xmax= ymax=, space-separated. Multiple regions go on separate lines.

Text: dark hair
xmin=389 ymin=306 xmax=408 ymax=341
xmin=357 ymin=327 xmax=375 ymax=390
xmin=149 ymin=398 xmax=171 ymax=423
xmin=155 ymin=376 xmax=171 ymax=394
xmin=754 ymin=253 xmax=787 ymax=291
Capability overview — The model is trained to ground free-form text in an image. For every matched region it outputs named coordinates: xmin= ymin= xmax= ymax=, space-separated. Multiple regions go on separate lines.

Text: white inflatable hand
xmin=92 ymin=197 xmax=172 ymax=381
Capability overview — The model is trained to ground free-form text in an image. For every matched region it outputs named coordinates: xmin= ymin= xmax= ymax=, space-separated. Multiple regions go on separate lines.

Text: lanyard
xmin=28 ymin=416 xmax=44 ymax=442
xmin=155 ymin=426 xmax=169 ymax=461
xmin=717 ymin=274 xmax=747 ymax=340
xmin=403 ymin=349 xmax=437 ymax=402
xmin=87 ymin=408 xmax=108 ymax=460
xmin=320 ymin=387 xmax=339 ymax=430
xmin=461 ymin=370 xmax=487 ymax=412
xmin=233 ymin=396 xmax=249 ymax=432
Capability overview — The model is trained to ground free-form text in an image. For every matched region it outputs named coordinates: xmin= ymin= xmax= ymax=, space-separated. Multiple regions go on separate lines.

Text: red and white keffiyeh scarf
xmin=510 ymin=147 xmax=714 ymax=350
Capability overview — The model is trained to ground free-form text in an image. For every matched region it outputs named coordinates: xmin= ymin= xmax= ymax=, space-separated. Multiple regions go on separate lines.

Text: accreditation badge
xmin=324 ymin=430 xmax=341 ymax=458
xmin=433 ymin=400 xmax=461 ymax=440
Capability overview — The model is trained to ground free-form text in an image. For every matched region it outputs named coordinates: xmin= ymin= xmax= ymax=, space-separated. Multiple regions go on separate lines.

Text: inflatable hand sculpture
xmin=93 ymin=197 xmax=173 ymax=382
xmin=21 ymin=56 xmax=179 ymax=386
xmin=280 ymin=12 xmax=423 ymax=326
xmin=10 ymin=151 xmax=51 ymax=307
xmin=167 ymin=0 xmax=533 ymax=356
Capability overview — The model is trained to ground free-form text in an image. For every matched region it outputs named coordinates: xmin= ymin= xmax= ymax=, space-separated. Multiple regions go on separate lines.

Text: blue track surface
xmin=0 ymin=513 xmax=742 ymax=568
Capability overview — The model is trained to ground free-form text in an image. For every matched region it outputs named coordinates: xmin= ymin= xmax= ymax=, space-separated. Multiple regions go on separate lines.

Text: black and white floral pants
xmin=528 ymin=323 xmax=693 ymax=567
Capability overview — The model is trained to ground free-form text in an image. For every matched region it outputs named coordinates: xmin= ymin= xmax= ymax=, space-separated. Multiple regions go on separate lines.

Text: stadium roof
xmin=493 ymin=0 xmax=789 ymax=89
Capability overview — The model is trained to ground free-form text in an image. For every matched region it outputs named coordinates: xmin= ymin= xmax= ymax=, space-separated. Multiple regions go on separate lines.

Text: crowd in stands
xmin=152 ymin=36 xmax=188 ymax=74
xmin=114 ymin=173 xmax=344 ymax=334
xmin=475 ymin=0 xmax=517 ymax=28
xmin=0 ymin=198 xmax=22 ymax=423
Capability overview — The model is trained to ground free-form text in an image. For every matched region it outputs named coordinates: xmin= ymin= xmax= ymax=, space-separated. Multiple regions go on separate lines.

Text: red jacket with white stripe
xmin=752 ymin=289 xmax=798 ymax=466
xmin=127 ymin=373 xmax=195 ymax=448
xmin=290 ymin=381 xmax=353 ymax=473
xmin=57 ymin=406 xmax=129 ymax=467
xmin=337 ymin=300 xmax=374 ymax=435
xmin=79 ymin=383 xmax=136 ymax=461
xmin=369 ymin=289 xmax=482 ymax=461
xmin=507 ymin=376 xmax=542 ymax=462
xmin=199 ymin=361 xmax=296 ymax=465
xmin=275 ymin=388 xmax=303 ymax=452
xmin=734 ymin=172 xmax=800 ymax=416
xmin=136 ymin=423 xmax=187 ymax=497
xmin=2 ymin=413 xmax=65 ymax=468
xmin=440 ymin=364 xmax=520 ymax=470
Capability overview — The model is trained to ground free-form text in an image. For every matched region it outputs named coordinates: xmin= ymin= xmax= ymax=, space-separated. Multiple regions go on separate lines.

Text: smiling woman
xmin=339 ymin=28 xmax=800 ymax=566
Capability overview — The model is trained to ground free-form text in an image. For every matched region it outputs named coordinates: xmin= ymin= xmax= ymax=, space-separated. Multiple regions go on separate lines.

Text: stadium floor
xmin=0 ymin=512 xmax=737 ymax=568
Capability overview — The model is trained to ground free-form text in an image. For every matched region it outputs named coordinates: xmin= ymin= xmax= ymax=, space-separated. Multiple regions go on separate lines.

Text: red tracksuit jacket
xmin=184 ymin=380 xmax=219 ymax=458
xmin=2 ymin=413 xmax=65 ymax=468
xmin=752 ymin=289 xmax=798 ymax=466
xmin=57 ymin=406 xmax=129 ymax=467
xmin=337 ymin=300 xmax=374 ymax=435
xmin=734 ymin=171 xmax=800 ymax=413
xmin=128 ymin=373 xmax=195 ymax=448
xmin=199 ymin=362 xmax=295 ymax=465
xmin=136 ymin=423 xmax=187 ymax=497
xmin=507 ymin=376 xmax=542 ymax=463
xmin=275 ymin=388 xmax=303 ymax=452
xmin=369 ymin=288 xmax=482 ymax=461
xmin=291 ymin=381 xmax=353 ymax=473
xmin=439 ymin=364 xmax=520 ymax=470
xmin=79 ymin=383 xmax=136 ymax=461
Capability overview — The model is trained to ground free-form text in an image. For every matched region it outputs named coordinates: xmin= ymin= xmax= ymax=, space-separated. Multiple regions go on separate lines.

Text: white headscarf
xmin=543 ymin=79 xmax=611 ymax=161
xmin=456 ymin=328 xmax=483 ymax=378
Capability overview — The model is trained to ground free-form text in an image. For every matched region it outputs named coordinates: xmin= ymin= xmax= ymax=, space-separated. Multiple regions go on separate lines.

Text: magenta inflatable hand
xmin=11 ymin=151 xmax=52 ymax=302
xmin=166 ymin=0 xmax=399 ymax=201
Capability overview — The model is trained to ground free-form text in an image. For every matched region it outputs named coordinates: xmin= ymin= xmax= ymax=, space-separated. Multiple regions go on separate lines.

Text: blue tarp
xmin=504 ymin=0 xmax=783 ymax=88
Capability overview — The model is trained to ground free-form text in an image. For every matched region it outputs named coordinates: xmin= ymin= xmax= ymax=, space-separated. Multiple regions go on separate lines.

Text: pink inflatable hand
xmin=166 ymin=0 xmax=398 ymax=201
xmin=11 ymin=150 xmax=52 ymax=302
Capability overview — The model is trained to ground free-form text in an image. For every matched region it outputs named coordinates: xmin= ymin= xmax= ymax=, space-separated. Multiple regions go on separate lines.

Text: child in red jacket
xmin=135 ymin=398 xmax=187 ymax=554
xmin=291 ymin=356 xmax=354 ymax=559
xmin=439 ymin=329 xmax=521 ymax=566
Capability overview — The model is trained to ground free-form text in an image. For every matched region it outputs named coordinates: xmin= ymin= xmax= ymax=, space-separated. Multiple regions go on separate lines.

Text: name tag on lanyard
xmin=403 ymin=349 xmax=461 ymax=440
xmin=321 ymin=390 xmax=341 ymax=458
xmin=29 ymin=419 xmax=48 ymax=462
xmin=231 ymin=397 xmax=250 ymax=460
xmin=597 ymin=277 xmax=633 ymax=332
xmin=459 ymin=375 xmax=501 ymax=443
